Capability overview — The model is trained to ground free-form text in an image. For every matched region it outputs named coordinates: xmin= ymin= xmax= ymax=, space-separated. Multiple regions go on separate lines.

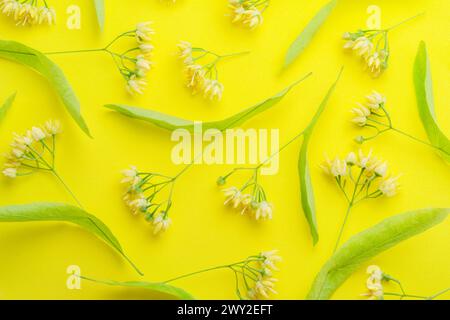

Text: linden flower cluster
xmin=0 ymin=0 xmax=55 ymax=26
xmin=218 ymin=170 xmax=273 ymax=221
xmin=121 ymin=166 xmax=174 ymax=235
xmin=177 ymin=41 xmax=246 ymax=101
xmin=3 ymin=120 xmax=61 ymax=179
xmin=245 ymin=250 xmax=281 ymax=300
xmin=121 ymin=22 xmax=155 ymax=95
xmin=343 ymin=30 xmax=389 ymax=77
xmin=322 ymin=149 xmax=400 ymax=198
xmin=228 ymin=0 xmax=270 ymax=29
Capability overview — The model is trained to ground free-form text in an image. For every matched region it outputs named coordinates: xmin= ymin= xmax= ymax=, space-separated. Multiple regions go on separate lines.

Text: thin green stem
xmin=385 ymin=12 xmax=425 ymax=31
xmin=51 ymin=170 xmax=83 ymax=208
xmin=333 ymin=203 xmax=353 ymax=253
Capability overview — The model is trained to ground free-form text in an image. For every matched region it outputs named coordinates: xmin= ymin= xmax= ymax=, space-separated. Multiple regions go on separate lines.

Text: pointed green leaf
xmin=94 ymin=0 xmax=105 ymax=32
xmin=0 ymin=40 xmax=91 ymax=137
xmin=82 ymin=276 xmax=195 ymax=300
xmin=284 ymin=0 xmax=338 ymax=69
xmin=413 ymin=41 xmax=450 ymax=162
xmin=0 ymin=203 xmax=142 ymax=275
xmin=105 ymin=73 xmax=312 ymax=132
xmin=0 ymin=92 xmax=16 ymax=123
xmin=307 ymin=208 xmax=449 ymax=300
xmin=299 ymin=68 xmax=343 ymax=245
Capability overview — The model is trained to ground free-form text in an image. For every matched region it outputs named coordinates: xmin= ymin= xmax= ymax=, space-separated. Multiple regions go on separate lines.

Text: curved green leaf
xmin=0 ymin=203 xmax=142 ymax=275
xmin=413 ymin=41 xmax=450 ymax=162
xmin=0 ymin=40 xmax=91 ymax=137
xmin=299 ymin=68 xmax=343 ymax=245
xmin=284 ymin=0 xmax=338 ymax=69
xmin=0 ymin=92 xmax=16 ymax=123
xmin=105 ymin=73 xmax=312 ymax=132
xmin=82 ymin=276 xmax=195 ymax=300
xmin=307 ymin=208 xmax=449 ymax=300
xmin=94 ymin=0 xmax=105 ymax=32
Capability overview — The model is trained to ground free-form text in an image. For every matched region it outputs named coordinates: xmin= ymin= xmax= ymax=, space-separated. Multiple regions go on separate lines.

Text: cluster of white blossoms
xmin=228 ymin=0 xmax=269 ymax=29
xmin=0 ymin=0 xmax=55 ymax=26
xmin=121 ymin=166 xmax=173 ymax=235
xmin=222 ymin=186 xmax=273 ymax=221
xmin=177 ymin=41 xmax=227 ymax=101
xmin=343 ymin=31 xmax=389 ymax=77
xmin=2 ymin=120 xmax=61 ymax=179
xmin=121 ymin=22 xmax=155 ymax=95
xmin=351 ymin=91 xmax=386 ymax=127
xmin=239 ymin=250 xmax=281 ymax=300
xmin=362 ymin=265 xmax=385 ymax=300
xmin=321 ymin=149 xmax=400 ymax=198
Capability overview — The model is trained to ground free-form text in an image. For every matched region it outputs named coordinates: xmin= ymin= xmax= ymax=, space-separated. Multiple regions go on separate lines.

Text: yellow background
xmin=0 ymin=0 xmax=449 ymax=300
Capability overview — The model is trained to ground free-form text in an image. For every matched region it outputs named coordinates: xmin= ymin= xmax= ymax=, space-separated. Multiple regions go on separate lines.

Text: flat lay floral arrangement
xmin=0 ymin=0 xmax=448 ymax=300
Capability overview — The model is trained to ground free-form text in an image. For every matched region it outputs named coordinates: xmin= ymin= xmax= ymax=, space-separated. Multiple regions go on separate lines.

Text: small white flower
xmin=352 ymin=37 xmax=373 ymax=58
xmin=379 ymin=176 xmax=399 ymax=197
xmin=2 ymin=167 xmax=17 ymax=178
xmin=153 ymin=212 xmax=171 ymax=235
xmin=367 ymin=265 xmax=383 ymax=282
xmin=203 ymin=79 xmax=224 ymax=101
xmin=136 ymin=55 xmax=152 ymax=75
xmin=37 ymin=6 xmax=56 ymax=25
xmin=121 ymin=166 xmax=141 ymax=186
xmin=177 ymin=41 xmax=192 ymax=59
xmin=254 ymin=201 xmax=273 ymax=220
xmin=127 ymin=76 xmax=147 ymax=95
xmin=223 ymin=187 xmax=243 ymax=208
xmin=135 ymin=21 xmax=154 ymax=43
xmin=366 ymin=91 xmax=386 ymax=111
xmin=30 ymin=127 xmax=46 ymax=141
xmin=358 ymin=149 xmax=373 ymax=169
xmin=374 ymin=162 xmax=388 ymax=177
xmin=346 ymin=152 xmax=357 ymax=166
xmin=139 ymin=43 xmax=154 ymax=55
xmin=128 ymin=197 xmax=149 ymax=215
xmin=330 ymin=158 xmax=348 ymax=177
xmin=44 ymin=120 xmax=61 ymax=135
xmin=351 ymin=105 xmax=371 ymax=127
xmin=252 ymin=276 xmax=278 ymax=299
xmin=260 ymin=250 xmax=281 ymax=271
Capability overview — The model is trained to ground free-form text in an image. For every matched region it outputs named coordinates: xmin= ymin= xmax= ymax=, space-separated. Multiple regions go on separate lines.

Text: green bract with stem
xmin=343 ymin=13 xmax=423 ymax=77
xmin=350 ymin=91 xmax=450 ymax=159
xmin=177 ymin=41 xmax=249 ymax=101
xmin=46 ymin=22 xmax=155 ymax=95
xmin=2 ymin=120 xmax=82 ymax=208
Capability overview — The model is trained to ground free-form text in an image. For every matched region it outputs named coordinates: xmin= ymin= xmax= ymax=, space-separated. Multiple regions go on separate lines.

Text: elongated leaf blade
xmin=0 ymin=40 xmax=91 ymax=137
xmin=413 ymin=41 xmax=450 ymax=162
xmin=82 ymin=276 xmax=195 ymax=300
xmin=307 ymin=208 xmax=449 ymax=300
xmin=284 ymin=0 xmax=338 ymax=68
xmin=0 ymin=92 xmax=16 ymax=123
xmin=105 ymin=73 xmax=311 ymax=132
xmin=94 ymin=0 xmax=105 ymax=32
xmin=299 ymin=68 xmax=343 ymax=245
xmin=0 ymin=203 xmax=142 ymax=275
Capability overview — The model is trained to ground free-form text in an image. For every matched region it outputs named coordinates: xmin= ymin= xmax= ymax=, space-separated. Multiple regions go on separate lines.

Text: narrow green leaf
xmin=105 ymin=73 xmax=312 ymax=132
xmin=82 ymin=276 xmax=195 ymax=300
xmin=299 ymin=68 xmax=343 ymax=245
xmin=0 ymin=92 xmax=16 ymax=123
xmin=413 ymin=41 xmax=450 ymax=162
xmin=284 ymin=0 xmax=338 ymax=69
xmin=307 ymin=208 xmax=449 ymax=300
xmin=0 ymin=203 xmax=142 ymax=275
xmin=0 ymin=40 xmax=91 ymax=137
xmin=94 ymin=0 xmax=105 ymax=32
